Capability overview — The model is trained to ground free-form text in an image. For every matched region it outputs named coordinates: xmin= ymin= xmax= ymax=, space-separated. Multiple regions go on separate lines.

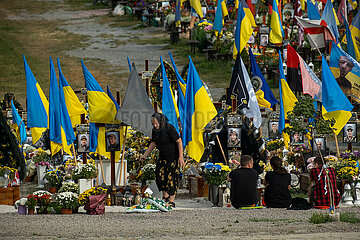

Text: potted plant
xmin=58 ymin=182 xmax=79 ymax=194
xmin=140 ymin=163 xmax=156 ymax=184
xmin=72 ymin=163 xmax=98 ymax=194
xmin=14 ymin=198 xmax=28 ymax=215
xmin=44 ymin=168 xmax=65 ymax=193
xmin=32 ymin=190 xmax=52 ymax=214
xmin=78 ymin=186 xmax=108 ymax=207
xmin=26 ymin=194 xmax=37 ymax=214
xmin=32 ymin=149 xmax=51 ymax=188
xmin=56 ymin=192 xmax=79 ymax=214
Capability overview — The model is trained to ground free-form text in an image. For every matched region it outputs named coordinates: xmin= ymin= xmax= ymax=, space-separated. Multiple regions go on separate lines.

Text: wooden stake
xmin=71 ymin=143 xmax=77 ymax=166
xmin=119 ymin=126 xmax=128 ymax=186
xmin=216 ymin=135 xmax=228 ymax=165
xmin=96 ymin=161 xmax=99 ymax=186
xmin=98 ymin=154 xmax=106 ymax=185
xmin=334 ymin=132 xmax=340 ymax=159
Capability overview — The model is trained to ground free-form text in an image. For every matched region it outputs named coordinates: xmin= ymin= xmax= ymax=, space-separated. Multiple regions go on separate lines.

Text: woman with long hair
xmin=141 ymin=113 xmax=184 ymax=207
xmin=264 ymin=156 xmax=292 ymax=208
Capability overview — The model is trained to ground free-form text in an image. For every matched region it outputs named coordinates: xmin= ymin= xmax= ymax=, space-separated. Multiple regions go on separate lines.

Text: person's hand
xmin=178 ymin=155 xmax=185 ymax=169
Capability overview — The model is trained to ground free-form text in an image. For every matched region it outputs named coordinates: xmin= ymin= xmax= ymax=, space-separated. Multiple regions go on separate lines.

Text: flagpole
xmin=119 ymin=126 xmax=128 ymax=186
xmin=71 ymin=143 xmax=77 ymax=165
xmin=210 ymin=122 xmax=228 ymax=165
xmin=98 ymin=154 xmax=106 ymax=184
xmin=334 ymin=132 xmax=340 ymax=159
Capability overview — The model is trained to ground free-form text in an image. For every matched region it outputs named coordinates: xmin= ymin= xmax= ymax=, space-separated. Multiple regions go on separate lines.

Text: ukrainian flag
xmin=81 ymin=60 xmax=117 ymax=124
xmin=190 ymin=0 xmax=203 ymax=18
xmin=11 ymin=100 xmax=27 ymax=145
xmin=23 ymin=55 xmax=48 ymax=144
xmin=278 ymin=51 xmax=298 ymax=148
xmin=182 ymin=56 xmax=217 ymax=162
xmin=341 ymin=12 xmax=356 ymax=61
xmin=213 ymin=0 xmax=226 ymax=35
xmin=320 ymin=0 xmax=340 ymax=43
xmin=49 ymin=57 xmax=72 ymax=156
xmin=240 ymin=0 xmax=256 ymax=27
xmin=307 ymin=0 xmax=321 ymax=20
xmin=106 ymin=85 xmax=120 ymax=111
xmin=269 ymin=0 xmax=284 ymax=44
xmin=350 ymin=10 xmax=360 ymax=61
xmin=322 ymin=55 xmax=354 ymax=135
xmin=57 ymin=59 xmax=87 ymax=128
xmin=161 ymin=56 xmax=180 ymax=133
xmin=348 ymin=0 xmax=357 ymax=9
xmin=169 ymin=52 xmax=186 ymax=127
xmin=233 ymin=1 xmax=254 ymax=58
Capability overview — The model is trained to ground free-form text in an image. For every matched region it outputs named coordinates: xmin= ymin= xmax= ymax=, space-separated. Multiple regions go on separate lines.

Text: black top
xmin=229 ymin=168 xmax=258 ymax=208
xmin=151 ymin=123 xmax=180 ymax=160
xmin=264 ymin=171 xmax=292 ymax=208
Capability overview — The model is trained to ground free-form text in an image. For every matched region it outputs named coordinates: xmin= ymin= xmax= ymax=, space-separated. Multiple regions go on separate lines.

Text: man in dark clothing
xmin=228 ymin=155 xmax=258 ymax=208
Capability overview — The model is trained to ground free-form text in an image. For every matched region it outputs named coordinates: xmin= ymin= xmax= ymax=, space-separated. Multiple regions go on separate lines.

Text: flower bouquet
xmin=0 ymin=165 xmax=17 ymax=187
xmin=26 ymin=194 xmax=37 ymax=214
xmin=139 ymin=163 xmax=156 ymax=182
xmin=72 ymin=163 xmax=98 ymax=182
xmin=44 ymin=168 xmax=65 ymax=190
xmin=32 ymin=149 xmax=51 ymax=165
xmin=203 ymin=162 xmax=231 ymax=186
xmin=286 ymin=152 xmax=305 ymax=169
xmin=78 ymin=187 xmax=107 ymax=206
xmin=58 ymin=182 xmax=79 ymax=194
xmin=32 ymin=190 xmax=52 ymax=214
xmin=56 ymin=192 xmax=79 ymax=213
xmin=266 ymin=139 xmax=284 ymax=152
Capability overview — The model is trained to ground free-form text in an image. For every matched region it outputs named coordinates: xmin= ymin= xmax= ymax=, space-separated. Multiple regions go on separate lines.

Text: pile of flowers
xmin=286 ymin=152 xmax=304 ymax=169
xmin=26 ymin=194 xmax=38 ymax=210
xmin=44 ymin=168 xmax=65 ymax=189
xmin=72 ymin=163 xmax=98 ymax=181
xmin=58 ymin=183 xmax=79 ymax=194
xmin=325 ymin=153 xmax=359 ymax=182
xmin=255 ymin=50 xmax=279 ymax=69
xmin=32 ymin=190 xmax=52 ymax=213
xmin=139 ymin=163 xmax=156 ymax=181
xmin=78 ymin=187 xmax=107 ymax=206
xmin=203 ymin=162 xmax=231 ymax=186
xmin=259 ymin=160 xmax=273 ymax=180
xmin=31 ymin=148 xmax=51 ymax=164
xmin=266 ymin=139 xmax=284 ymax=151
xmin=56 ymin=192 xmax=79 ymax=210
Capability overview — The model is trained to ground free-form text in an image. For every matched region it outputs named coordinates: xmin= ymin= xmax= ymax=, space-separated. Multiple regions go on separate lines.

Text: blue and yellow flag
xmin=24 ymin=55 xmax=48 ymax=144
xmin=11 ymin=100 xmax=27 ymax=145
xmin=320 ymin=0 xmax=339 ymax=43
xmin=182 ymin=56 xmax=217 ymax=162
xmin=322 ymin=55 xmax=353 ymax=135
xmin=307 ymin=0 xmax=321 ymax=20
xmin=341 ymin=11 xmax=356 ymax=61
xmin=278 ymin=51 xmax=297 ymax=148
xmin=161 ymin=56 xmax=180 ymax=133
xmin=57 ymin=59 xmax=87 ymax=128
xmin=106 ymin=85 xmax=120 ymax=111
xmin=175 ymin=0 xmax=182 ymax=27
xmin=233 ymin=1 xmax=254 ymax=58
xmin=213 ymin=0 xmax=226 ymax=35
xmin=269 ymin=0 xmax=284 ymax=44
xmin=249 ymin=48 xmax=278 ymax=109
xmin=81 ymin=60 xmax=117 ymax=124
xmin=348 ymin=0 xmax=357 ymax=9
xmin=349 ymin=10 xmax=360 ymax=61
xmin=240 ymin=0 xmax=256 ymax=27
xmin=190 ymin=0 xmax=203 ymax=19
xmin=329 ymin=42 xmax=360 ymax=104
xmin=169 ymin=52 xmax=186 ymax=127
xmin=49 ymin=57 xmax=72 ymax=156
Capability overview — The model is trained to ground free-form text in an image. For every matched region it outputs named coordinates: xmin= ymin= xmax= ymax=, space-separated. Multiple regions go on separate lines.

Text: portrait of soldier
xmin=336 ymin=55 xmax=354 ymax=93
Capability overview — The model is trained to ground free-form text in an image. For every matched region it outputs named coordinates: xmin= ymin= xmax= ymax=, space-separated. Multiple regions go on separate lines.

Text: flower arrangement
xmin=266 ymin=139 xmax=284 ymax=151
xmin=58 ymin=183 xmax=79 ymax=194
xmin=56 ymin=192 xmax=79 ymax=210
xmin=32 ymin=148 xmax=51 ymax=164
xmin=286 ymin=152 xmax=304 ymax=168
xmin=32 ymin=190 xmax=52 ymax=213
xmin=325 ymin=153 xmax=358 ymax=182
xmin=338 ymin=167 xmax=357 ymax=182
xmin=36 ymin=161 xmax=50 ymax=168
xmin=26 ymin=194 xmax=38 ymax=210
xmin=139 ymin=164 xmax=156 ymax=181
xmin=203 ymin=162 xmax=231 ymax=186
xmin=72 ymin=163 xmax=98 ymax=181
xmin=78 ymin=187 xmax=107 ymax=206
xmin=0 ymin=165 xmax=17 ymax=186
xmin=255 ymin=50 xmax=279 ymax=69
xmin=292 ymin=144 xmax=310 ymax=154
xmin=44 ymin=168 xmax=65 ymax=189
xmin=259 ymin=160 xmax=273 ymax=180
xmin=14 ymin=198 xmax=27 ymax=209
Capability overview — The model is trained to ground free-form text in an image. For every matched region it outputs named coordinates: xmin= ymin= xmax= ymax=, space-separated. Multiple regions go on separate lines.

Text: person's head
xmin=270 ymin=156 xmax=288 ymax=174
xmin=339 ymin=56 xmax=354 ymax=77
xmin=107 ymin=134 xmax=117 ymax=145
xmin=261 ymin=35 xmax=267 ymax=43
xmin=284 ymin=11 xmax=291 ymax=20
xmin=240 ymin=155 xmax=253 ymax=168
xmin=314 ymin=156 xmax=325 ymax=168
xmin=229 ymin=129 xmax=238 ymax=141
xmin=347 ymin=126 xmax=354 ymax=137
xmin=293 ymin=132 xmax=300 ymax=141
xmin=80 ymin=135 xmax=88 ymax=146
xmin=315 ymin=140 xmax=322 ymax=149
xmin=271 ymin=123 xmax=277 ymax=131
xmin=151 ymin=113 xmax=166 ymax=130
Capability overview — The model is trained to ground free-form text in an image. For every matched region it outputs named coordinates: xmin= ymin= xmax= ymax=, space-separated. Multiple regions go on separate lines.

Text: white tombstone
xmin=95 ymin=159 xmax=127 ymax=186
xmin=79 ymin=178 xmax=94 ymax=194
xmin=353 ymin=182 xmax=360 ymax=205
xmin=37 ymin=165 xmax=46 ymax=188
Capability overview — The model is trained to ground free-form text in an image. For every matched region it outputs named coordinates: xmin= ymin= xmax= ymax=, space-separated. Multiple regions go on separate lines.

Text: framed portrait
xmin=282 ymin=9 xmax=294 ymax=22
xmin=77 ymin=133 xmax=90 ymax=153
xmin=290 ymin=132 xmax=304 ymax=145
xmin=76 ymin=124 xmax=89 ymax=134
xmin=313 ymin=137 xmax=326 ymax=152
xmin=228 ymin=128 xmax=241 ymax=148
xmin=283 ymin=48 xmax=288 ymax=62
xmin=227 ymin=115 xmax=242 ymax=126
xmin=268 ymin=121 xmax=281 ymax=140
xmin=260 ymin=34 xmax=268 ymax=46
xmin=343 ymin=123 xmax=357 ymax=143
xmin=247 ymin=33 xmax=255 ymax=44
xmin=105 ymin=131 xmax=120 ymax=152
xmin=228 ymin=150 xmax=241 ymax=168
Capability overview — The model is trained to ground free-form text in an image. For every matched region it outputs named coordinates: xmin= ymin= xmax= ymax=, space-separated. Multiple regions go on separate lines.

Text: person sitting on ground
xmin=228 ymin=155 xmax=258 ymax=208
xmin=264 ymin=156 xmax=292 ymax=208
xmin=308 ymin=156 xmax=341 ymax=208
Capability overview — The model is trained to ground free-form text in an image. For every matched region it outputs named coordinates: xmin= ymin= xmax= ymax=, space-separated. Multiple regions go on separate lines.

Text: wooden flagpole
xmin=71 ymin=143 xmax=77 ymax=165
xmin=98 ymin=154 xmax=106 ymax=184
xmin=334 ymin=132 xmax=340 ymax=159
xmin=119 ymin=126 xmax=128 ymax=186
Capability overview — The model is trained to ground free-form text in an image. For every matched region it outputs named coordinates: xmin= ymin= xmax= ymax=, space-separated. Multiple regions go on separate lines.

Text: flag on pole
xmin=175 ymin=0 xmax=182 ymax=27
xmin=337 ymin=0 xmax=347 ymax=25
xmin=278 ymin=51 xmax=298 ymax=148
xmin=106 ymin=85 xmax=120 ymax=111
xmin=269 ymin=0 xmax=284 ymax=44
xmin=341 ymin=11 xmax=356 ymax=61
xmin=348 ymin=0 xmax=357 ymax=9
xmin=116 ymin=65 xmax=155 ymax=137
xmin=24 ymin=55 xmax=48 ymax=144
xmin=11 ymin=100 xmax=27 ymax=145
xmin=329 ymin=43 xmax=360 ymax=104
xmin=161 ymin=56 xmax=180 ymax=133
xmin=321 ymin=55 xmax=353 ymax=135
xmin=349 ymin=10 xmax=360 ymax=61
xmin=81 ymin=60 xmax=117 ymax=124
xmin=182 ymin=56 xmax=217 ymax=162
xmin=307 ymin=0 xmax=321 ymax=20
xmin=240 ymin=0 xmax=256 ymax=27
xmin=320 ymin=0 xmax=340 ymax=43
xmin=189 ymin=0 xmax=203 ymax=18
xmin=233 ymin=1 xmax=254 ymax=58
xmin=249 ymin=48 xmax=278 ymax=109
xmin=213 ymin=0 xmax=227 ymax=34
xmin=58 ymin=60 xmax=87 ymax=128
xmin=286 ymin=45 xmax=303 ymax=93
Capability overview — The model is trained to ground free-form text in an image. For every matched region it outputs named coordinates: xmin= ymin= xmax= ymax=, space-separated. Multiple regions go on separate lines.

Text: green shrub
xmin=310 ymin=213 xmax=332 ymax=224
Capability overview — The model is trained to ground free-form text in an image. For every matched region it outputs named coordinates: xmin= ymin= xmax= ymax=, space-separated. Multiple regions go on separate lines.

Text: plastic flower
xmin=204 ymin=162 xmax=214 ymax=169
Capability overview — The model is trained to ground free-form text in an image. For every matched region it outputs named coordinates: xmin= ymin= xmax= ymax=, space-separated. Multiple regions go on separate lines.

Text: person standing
xmin=264 ymin=156 xmax=292 ymax=208
xmin=141 ymin=113 xmax=184 ymax=208
xmin=228 ymin=155 xmax=258 ymax=208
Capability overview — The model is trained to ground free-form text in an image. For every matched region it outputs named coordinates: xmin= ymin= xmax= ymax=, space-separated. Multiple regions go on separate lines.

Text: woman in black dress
xmin=264 ymin=156 xmax=292 ymax=208
xmin=141 ymin=113 xmax=184 ymax=207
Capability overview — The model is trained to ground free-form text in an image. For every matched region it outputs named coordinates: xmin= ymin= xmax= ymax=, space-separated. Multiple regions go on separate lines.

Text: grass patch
xmin=309 ymin=213 xmax=332 ymax=224
xmin=340 ymin=213 xmax=360 ymax=224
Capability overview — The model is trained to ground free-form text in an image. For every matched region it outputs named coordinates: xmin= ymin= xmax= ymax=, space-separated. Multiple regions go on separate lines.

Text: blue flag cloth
xmin=49 ymin=57 xmax=62 ymax=144
xmin=161 ymin=56 xmax=180 ymax=133
xmin=106 ymin=85 xmax=120 ymax=111
xmin=308 ymin=0 xmax=321 ymax=20
xmin=89 ymin=122 xmax=99 ymax=152
xmin=11 ymin=100 xmax=27 ymax=145
xmin=249 ymin=48 xmax=278 ymax=109
xmin=320 ymin=0 xmax=339 ymax=43
xmin=127 ymin=56 xmax=132 ymax=72
xmin=175 ymin=0 xmax=181 ymax=23
xmin=213 ymin=0 xmax=224 ymax=34
xmin=341 ymin=11 xmax=356 ymax=60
